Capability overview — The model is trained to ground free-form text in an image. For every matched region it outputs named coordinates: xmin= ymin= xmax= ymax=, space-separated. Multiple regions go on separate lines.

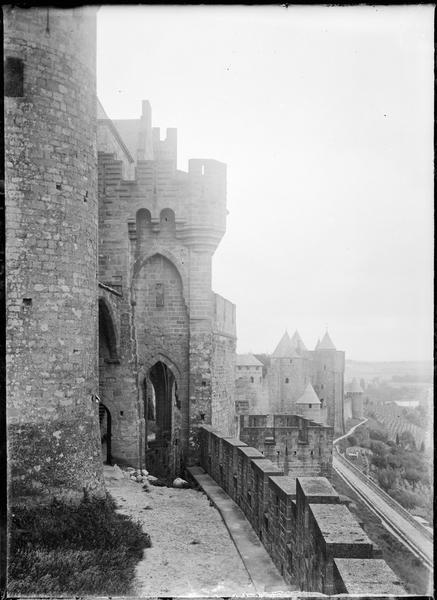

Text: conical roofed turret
xmin=317 ymin=331 xmax=336 ymax=351
xmin=291 ymin=330 xmax=307 ymax=354
xmin=296 ymin=383 xmax=321 ymax=405
xmin=272 ymin=331 xmax=299 ymax=358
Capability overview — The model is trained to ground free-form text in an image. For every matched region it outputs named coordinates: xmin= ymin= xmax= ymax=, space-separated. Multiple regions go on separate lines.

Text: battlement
xmin=198 ymin=426 xmax=406 ymax=595
xmin=188 ymin=158 xmax=226 ymax=188
xmin=239 ymin=413 xmax=333 ymax=478
xmin=97 ymin=109 xmax=228 ymax=252
xmin=152 ymin=127 xmax=177 ymax=163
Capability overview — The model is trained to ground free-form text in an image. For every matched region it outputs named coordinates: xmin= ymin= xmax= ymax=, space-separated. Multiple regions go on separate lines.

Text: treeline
xmin=342 ymin=420 xmax=433 ymax=523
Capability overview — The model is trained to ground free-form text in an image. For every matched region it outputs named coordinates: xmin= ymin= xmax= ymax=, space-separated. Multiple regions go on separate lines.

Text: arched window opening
xmin=136 ymin=208 xmax=152 ymax=240
xmin=160 ymin=208 xmax=176 ymax=233
xmin=285 ymin=378 xmax=289 ymax=384
xmin=250 ymin=376 xmax=254 ymax=383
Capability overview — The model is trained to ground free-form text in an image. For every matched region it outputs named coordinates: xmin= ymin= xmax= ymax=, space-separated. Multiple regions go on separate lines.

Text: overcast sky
xmin=97 ymin=5 xmax=433 ymax=362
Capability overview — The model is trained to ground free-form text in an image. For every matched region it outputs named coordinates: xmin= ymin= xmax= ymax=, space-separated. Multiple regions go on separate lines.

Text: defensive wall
xmin=239 ymin=414 xmax=333 ymax=478
xmin=198 ymin=425 xmax=406 ymax=596
xmin=211 ymin=293 xmax=237 ymax=436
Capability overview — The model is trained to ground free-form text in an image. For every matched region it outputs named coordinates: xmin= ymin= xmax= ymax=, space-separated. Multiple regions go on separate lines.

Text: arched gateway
xmin=144 ymin=360 xmax=181 ymax=478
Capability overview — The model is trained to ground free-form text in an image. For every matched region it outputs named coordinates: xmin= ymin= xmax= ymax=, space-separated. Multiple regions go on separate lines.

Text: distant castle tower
xmin=345 ymin=378 xmax=364 ymax=420
xmin=295 ymin=383 xmax=322 ymax=422
xmin=237 ymin=329 xmax=345 ymax=433
xmin=312 ymin=331 xmax=345 ymax=434
xmin=5 ymin=7 xmax=104 ymax=501
xmin=268 ymin=330 xmax=310 ymax=413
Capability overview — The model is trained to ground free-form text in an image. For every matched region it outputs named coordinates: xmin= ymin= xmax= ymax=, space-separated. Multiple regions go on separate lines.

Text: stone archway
xmin=144 ymin=360 xmax=181 ymax=479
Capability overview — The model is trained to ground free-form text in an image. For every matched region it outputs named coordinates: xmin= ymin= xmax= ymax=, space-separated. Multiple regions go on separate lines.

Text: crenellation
xmin=198 ymin=425 xmax=406 ymax=596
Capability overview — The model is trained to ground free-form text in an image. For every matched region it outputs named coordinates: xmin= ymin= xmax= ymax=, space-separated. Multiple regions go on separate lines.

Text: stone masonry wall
xmin=98 ymin=283 xmax=140 ymax=466
xmin=239 ymin=414 xmax=333 ymax=478
xmin=310 ymin=349 xmax=345 ymax=433
xmin=97 ymin=107 xmax=232 ymax=473
xmin=5 ymin=7 xmax=104 ymax=502
xmin=211 ymin=294 xmax=237 ymax=436
xmin=198 ymin=425 xmax=405 ymax=595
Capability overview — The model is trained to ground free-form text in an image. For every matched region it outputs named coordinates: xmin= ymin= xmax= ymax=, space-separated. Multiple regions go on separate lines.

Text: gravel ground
xmin=104 ymin=466 xmax=256 ymax=597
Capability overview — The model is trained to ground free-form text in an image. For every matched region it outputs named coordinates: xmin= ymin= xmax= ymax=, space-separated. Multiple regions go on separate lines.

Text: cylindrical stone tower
xmin=4 ymin=7 xmax=104 ymax=502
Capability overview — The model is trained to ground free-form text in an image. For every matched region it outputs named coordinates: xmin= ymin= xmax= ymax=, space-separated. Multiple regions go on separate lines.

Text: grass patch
xmin=331 ymin=471 xmax=432 ymax=595
xmin=8 ymin=491 xmax=151 ymax=595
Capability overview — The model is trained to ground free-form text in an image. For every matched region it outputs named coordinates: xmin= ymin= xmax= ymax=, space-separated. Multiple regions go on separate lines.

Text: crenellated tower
xmin=97 ymin=100 xmax=235 ymax=477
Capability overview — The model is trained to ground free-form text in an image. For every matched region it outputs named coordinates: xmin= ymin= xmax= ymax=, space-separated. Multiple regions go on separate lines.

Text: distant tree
xmin=386 ymin=453 xmax=402 ymax=469
xmin=360 ymin=378 xmax=366 ymax=391
xmin=404 ymin=468 xmax=421 ymax=490
xmin=399 ymin=430 xmax=415 ymax=449
xmin=369 ymin=428 xmax=388 ymax=443
xmin=390 ymin=488 xmax=424 ymax=510
xmin=372 ymin=453 xmax=388 ymax=469
xmin=378 ymin=468 xmax=397 ymax=492
xmin=347 ymin=435 xmax=357 ymax=447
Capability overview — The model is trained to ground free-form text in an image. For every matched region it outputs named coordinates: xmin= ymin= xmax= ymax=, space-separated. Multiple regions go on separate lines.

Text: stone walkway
xmin=104 ymin=466 xmax=256 ymax=597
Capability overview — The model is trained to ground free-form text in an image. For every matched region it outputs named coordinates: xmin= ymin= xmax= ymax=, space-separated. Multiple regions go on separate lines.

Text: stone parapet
xmin=198 ymin=425 xmax=406 ymax=596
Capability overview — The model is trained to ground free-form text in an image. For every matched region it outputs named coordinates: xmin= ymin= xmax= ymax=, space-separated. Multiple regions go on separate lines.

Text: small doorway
xmin=99 ymin=403 xmax=112 ymax=465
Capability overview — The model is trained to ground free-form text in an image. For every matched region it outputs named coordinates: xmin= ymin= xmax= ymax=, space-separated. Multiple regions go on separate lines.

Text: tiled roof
xmin=291 ymin=330 xmax=307 ymax=353
xmin=317 ymin=331 xmax=336 ymax=351
xmin=236 ymin=353 xmax=263 ymax=367
xmin=296 ymin=383 xmax=321 ymax=405
xmin=272 ymin=331 xmax=299 ymax=358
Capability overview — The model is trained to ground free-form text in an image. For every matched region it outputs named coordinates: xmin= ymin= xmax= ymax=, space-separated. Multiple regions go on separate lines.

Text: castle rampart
xmin=198 ymin=425 xmax=406 ymax=595
xmin=239 ymin=413 xmax=333 ymax=478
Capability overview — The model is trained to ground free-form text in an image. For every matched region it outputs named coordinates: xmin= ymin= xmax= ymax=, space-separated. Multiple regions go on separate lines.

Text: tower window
xmin=5 ymin=57 xmax=24 ymax=97
xmin=250 ymin=376 xmax=254 ymax=383
xmin=155 ymin=282 xmax=164 ymax=307
xmin=285 ymin=378 xmax=289 ymax=383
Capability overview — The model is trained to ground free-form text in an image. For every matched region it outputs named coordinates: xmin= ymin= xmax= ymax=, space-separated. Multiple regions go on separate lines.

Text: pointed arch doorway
xmin=144 ymin=360 xmax=180 ymax=478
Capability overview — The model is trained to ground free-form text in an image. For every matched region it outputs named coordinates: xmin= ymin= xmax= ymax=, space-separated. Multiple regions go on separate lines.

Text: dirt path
xmin=104 ymin=466 xmax=256 ymax=597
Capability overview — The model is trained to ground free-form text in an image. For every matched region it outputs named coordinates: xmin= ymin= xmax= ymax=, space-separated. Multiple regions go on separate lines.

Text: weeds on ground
xmin=8 ymin=491 xmax=151 ymax=595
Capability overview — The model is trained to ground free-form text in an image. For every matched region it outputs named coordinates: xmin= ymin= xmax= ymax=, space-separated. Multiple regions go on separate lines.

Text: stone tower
xmin=97 ymin=100 xmax=236 ymax=478
xmin=4 ymin=7 xmax=104 ymax=501
xmin=268 ymin=330 xmax=310 ymax=413
xmin=346 ymin=378 xmax=364 ymax=420
xmin=312 ymin=331 xmax=345 ymax=434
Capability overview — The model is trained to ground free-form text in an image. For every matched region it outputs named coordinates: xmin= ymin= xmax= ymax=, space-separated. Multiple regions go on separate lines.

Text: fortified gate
xmin=97 ymin=100 xmax=237 ymax=477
